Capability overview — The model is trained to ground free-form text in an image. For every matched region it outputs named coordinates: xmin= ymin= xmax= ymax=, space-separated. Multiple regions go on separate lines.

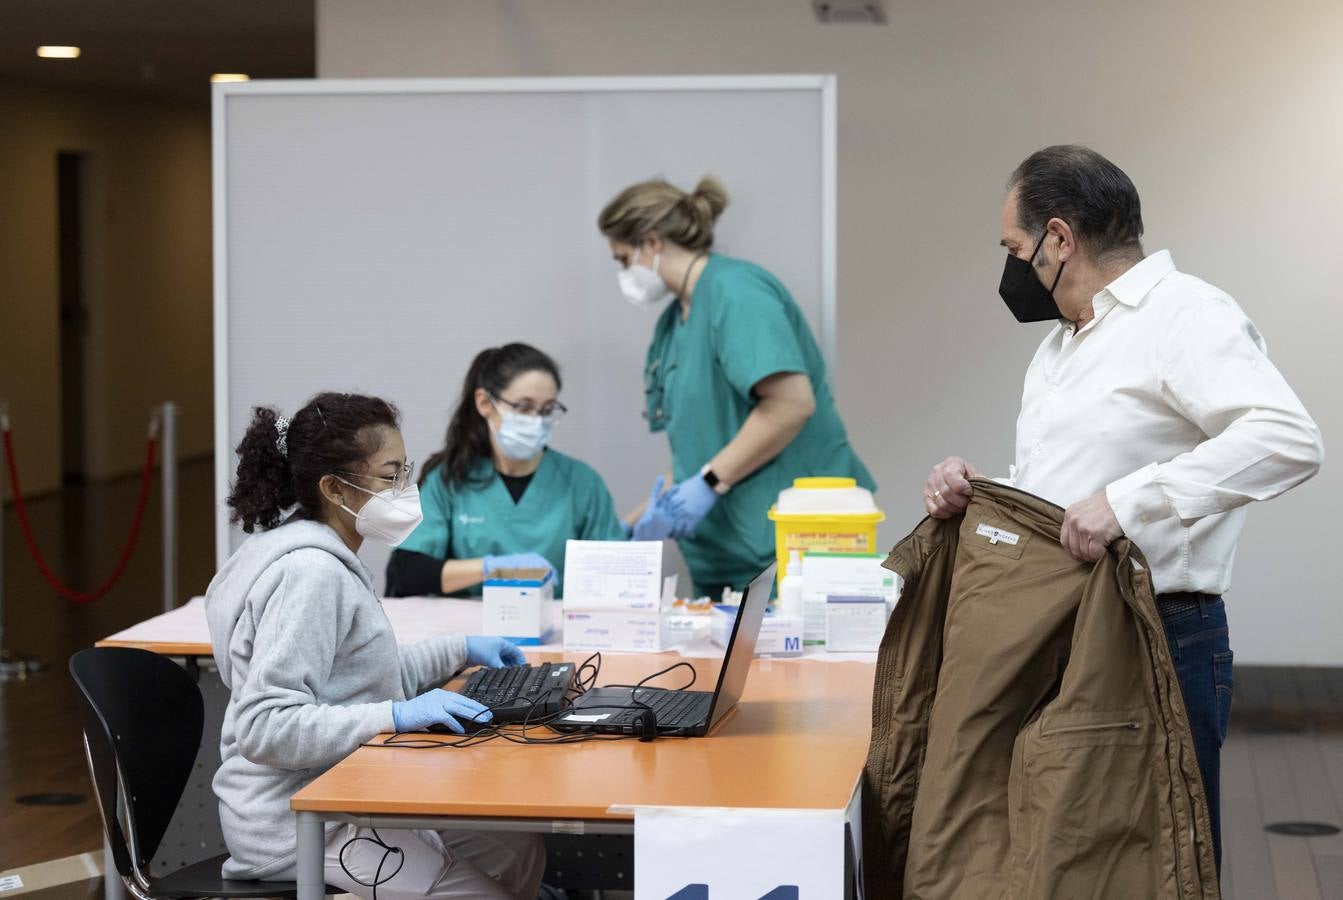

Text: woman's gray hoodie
xmin=205 ymin=518 xmax=467 ymax=879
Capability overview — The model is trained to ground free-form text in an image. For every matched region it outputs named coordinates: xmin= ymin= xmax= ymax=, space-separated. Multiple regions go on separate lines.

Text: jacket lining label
xmin=976 ymin=523 xmax=1021 ymax=546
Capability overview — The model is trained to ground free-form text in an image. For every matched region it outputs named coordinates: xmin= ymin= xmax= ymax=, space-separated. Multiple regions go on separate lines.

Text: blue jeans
xmin=1159 ymin=594 xmax=1234 ymax=872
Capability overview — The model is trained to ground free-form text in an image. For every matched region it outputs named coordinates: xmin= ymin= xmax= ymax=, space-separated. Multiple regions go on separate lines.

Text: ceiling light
xmin=813 ymin=1 xmax=886 ymax=24
xmin=37 ymin=46 xmax=81 ymax=59
xmin=210 ymin=73 xmax=251 ymax=83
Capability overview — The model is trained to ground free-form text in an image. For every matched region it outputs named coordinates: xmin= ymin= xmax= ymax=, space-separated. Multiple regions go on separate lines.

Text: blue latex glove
xmin=466 ymin=635 xmax=528 ymax=668
xmin=482 ymin=552 xmax=554 ymax=579
xmin=631 ymin=475 xmax=676 ymax=541
xmin=664 ymin=472 xmax=720 ymax=539
xmin=392 ymin=688 xmax=492 ymax=734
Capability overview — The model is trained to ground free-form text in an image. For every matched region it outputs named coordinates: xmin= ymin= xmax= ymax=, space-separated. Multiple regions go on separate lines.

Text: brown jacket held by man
xmin=863 ymin=479 xmax=1219 ymax=898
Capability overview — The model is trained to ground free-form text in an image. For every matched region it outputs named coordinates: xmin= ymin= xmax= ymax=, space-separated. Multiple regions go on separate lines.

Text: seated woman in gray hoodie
xmin=207 ymin=392 xmax=545 ymax=899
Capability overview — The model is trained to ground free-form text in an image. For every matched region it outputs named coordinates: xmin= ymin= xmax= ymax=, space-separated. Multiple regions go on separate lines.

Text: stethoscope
xmin=643 ymin=356 xmax=677 ymax=430
xmin=641 ymin=252 xmax=707 ymax=430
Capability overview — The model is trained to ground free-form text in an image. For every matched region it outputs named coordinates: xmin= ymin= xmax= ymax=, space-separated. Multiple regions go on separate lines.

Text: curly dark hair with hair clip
xmin=228 ymin=392 xmax=400 ymax=533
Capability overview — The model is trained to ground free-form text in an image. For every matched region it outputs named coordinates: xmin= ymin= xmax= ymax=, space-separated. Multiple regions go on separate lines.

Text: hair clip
xmin=275 ymin=415 xmax=291 ymax=457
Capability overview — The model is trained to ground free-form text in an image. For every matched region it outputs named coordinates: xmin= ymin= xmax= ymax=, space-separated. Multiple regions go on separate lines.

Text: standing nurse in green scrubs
xmin=600 ymin=176 xmax=875 ymax=597
xmin=385 ymin=343 xmax=626 ymax=597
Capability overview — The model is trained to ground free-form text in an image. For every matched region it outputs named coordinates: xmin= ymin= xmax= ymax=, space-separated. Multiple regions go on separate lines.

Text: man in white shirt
xmin=924 ymin=145 xmax=1323 ymax=869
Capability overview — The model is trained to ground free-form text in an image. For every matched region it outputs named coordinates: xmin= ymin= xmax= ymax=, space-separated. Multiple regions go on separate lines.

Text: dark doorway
xmin=57 ymin=151 xmax=88 ymax=484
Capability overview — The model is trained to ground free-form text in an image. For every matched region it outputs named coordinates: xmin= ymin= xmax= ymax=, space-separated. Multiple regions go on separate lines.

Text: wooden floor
xmin=1 ymin=459 xmax=218 ymax=871
xmin=1221 ymin=668 xmax=1343 ymax=900
xmin=3 ymin=463 xmax=1342 ymax=898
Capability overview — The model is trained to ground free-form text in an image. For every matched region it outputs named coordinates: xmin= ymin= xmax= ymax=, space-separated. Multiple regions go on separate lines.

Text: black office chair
xmin=70 ymin=647 xmax=330 ymax=899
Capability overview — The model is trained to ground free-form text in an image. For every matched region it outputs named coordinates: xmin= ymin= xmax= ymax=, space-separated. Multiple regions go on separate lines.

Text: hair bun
xmin=689 ymin=176 xmax=730 ymax=223
xmin=599 ymin=176 xmax=728 ymax=252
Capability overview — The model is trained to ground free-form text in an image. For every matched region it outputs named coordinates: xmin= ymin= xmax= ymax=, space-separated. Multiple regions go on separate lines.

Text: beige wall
xmin=316 ymin=0 xmax=1343 ymax=664
xmin=0 ymin=81 xmax=213 ymax=500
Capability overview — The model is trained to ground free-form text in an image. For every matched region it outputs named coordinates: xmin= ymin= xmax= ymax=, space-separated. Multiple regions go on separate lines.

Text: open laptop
xmin=557 ymin=561 xmax=777 ymax=737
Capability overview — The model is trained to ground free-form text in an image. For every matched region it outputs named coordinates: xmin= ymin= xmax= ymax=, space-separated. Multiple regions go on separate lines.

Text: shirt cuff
xmin=1105 ymin=463 xmax=1171 ymax=532
xmin=379 ymin=701 xmax=399 ymax=734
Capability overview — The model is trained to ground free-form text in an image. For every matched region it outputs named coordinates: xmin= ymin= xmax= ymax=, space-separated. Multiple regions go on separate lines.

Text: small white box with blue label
xmin=709 ymin=605 xmax=804 ymax=657
xmin=482 ymin=568 xmax=556 ymax=645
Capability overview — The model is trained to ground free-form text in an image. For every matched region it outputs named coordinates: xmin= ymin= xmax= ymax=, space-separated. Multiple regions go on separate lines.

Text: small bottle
xmin=779 ymin=550 xmax=805 ymax=618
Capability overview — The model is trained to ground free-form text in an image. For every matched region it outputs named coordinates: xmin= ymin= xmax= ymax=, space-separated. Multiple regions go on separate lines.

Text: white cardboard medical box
xmin=562 ymin=540 xmax=664 ymax=651
xmin=562 ymin=609 xmax=666 ymax=652
xmin=801 ymin=553 xmax=900 ymax=645
xmin=482 ymin=567 xmax=556 ymax=645
xmin=709 ymin=605 xmax=805 ymax=657
xmin=824 ymin=594 xmax=888 ymax=652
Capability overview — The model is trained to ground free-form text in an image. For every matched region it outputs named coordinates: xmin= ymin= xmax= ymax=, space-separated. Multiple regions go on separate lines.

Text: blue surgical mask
xmin=492 ymin=405 xmax=553 ymax=461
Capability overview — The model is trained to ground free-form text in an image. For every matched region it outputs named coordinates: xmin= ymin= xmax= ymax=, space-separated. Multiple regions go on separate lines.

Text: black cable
xmin=571 ymin=652 xmax=601 ymax=696
xmin=607 ymin=660 xmax=698 ymax=697
xmin=361 ymin=653 xmax=608 ymax=748
xmin=338 ymin=825 xmax=404 ymax=900
xmin=598 ymin=660 xmax=699 ymax=739
xmin=361 ymin=652 xmax=703 ymax=749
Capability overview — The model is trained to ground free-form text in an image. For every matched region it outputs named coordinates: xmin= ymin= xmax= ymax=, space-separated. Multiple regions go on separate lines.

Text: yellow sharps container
xmin=767 ymin=477 xmax=885 ymax=578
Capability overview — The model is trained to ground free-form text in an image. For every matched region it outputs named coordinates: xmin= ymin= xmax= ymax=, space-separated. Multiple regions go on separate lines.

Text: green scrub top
xmin=399 ymin=449 xmax=627 ymax=597
xmin=645 ymin=253 xmax=875 ymax=594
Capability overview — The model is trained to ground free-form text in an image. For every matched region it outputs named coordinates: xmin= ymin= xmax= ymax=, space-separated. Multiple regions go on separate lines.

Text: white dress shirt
xmin=1009 ymin=250 xmax=1323 ymax=595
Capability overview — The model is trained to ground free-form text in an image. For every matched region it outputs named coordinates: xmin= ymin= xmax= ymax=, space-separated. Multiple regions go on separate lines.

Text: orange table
xmin=291 ymin=650 xmax=875 ymax=899
xmin=99 ymin=609 xmax=876 ymax=896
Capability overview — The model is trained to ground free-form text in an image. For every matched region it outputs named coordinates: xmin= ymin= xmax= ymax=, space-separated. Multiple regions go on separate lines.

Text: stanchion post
xmin=160 ymin=403 xmax=178 ymax=614
xmin=0 ymin=399 xmax=46 ymax=680
xmin=1 ymin=400 xmax=8 ymax=661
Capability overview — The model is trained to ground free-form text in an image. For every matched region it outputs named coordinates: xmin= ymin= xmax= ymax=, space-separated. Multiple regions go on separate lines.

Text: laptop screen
xmin=707 ymin=561 xmax=778 ymax=727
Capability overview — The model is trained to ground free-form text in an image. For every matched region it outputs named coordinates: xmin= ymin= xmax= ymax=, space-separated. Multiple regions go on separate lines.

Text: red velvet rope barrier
xmin=2 ymin=425 xmax=158 ymax=604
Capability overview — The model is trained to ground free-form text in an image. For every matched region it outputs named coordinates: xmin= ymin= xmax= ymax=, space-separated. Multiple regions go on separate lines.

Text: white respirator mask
xmin=618 ymin=248 xmax=674 ymax=310
xmin=336 ymin=479 xmax=424 ymax=547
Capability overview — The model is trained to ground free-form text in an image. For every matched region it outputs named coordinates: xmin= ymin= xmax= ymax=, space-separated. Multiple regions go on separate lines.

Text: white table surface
xmin=102 ymin=596 xmax=877 ymax=663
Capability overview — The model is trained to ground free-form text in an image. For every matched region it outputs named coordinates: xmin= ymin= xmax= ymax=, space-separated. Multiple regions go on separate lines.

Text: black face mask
xmin=998 ymin=233 xmax=1066 ymax=323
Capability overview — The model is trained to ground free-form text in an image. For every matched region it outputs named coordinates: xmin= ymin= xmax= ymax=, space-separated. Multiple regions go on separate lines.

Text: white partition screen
xmin=213 ymin=77 xmax=836 ymax=584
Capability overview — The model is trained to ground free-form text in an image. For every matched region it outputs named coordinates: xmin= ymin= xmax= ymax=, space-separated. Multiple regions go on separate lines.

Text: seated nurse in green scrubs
xmin=385 ymin=343 xmax=626 ymax=597
xmin=601 ymin=176 xmax=876 ymax=598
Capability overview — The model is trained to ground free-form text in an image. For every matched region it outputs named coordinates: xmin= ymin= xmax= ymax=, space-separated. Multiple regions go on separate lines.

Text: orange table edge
xmin=95 ymin=639 xmax=214 ymax=656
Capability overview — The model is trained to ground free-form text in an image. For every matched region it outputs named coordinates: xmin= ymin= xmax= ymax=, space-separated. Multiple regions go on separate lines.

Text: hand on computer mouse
xmin=465 ymin=635 xmax=527 ymax=668
xmin=392 ymin=688 xmax=493 ymax=734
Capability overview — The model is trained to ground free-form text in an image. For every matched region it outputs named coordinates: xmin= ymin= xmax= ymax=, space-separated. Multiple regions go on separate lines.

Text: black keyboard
xmin=612 ymin=689 xmax=711 ymax=726
xmin=448 ymin=662 xmax=576 ymax=727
